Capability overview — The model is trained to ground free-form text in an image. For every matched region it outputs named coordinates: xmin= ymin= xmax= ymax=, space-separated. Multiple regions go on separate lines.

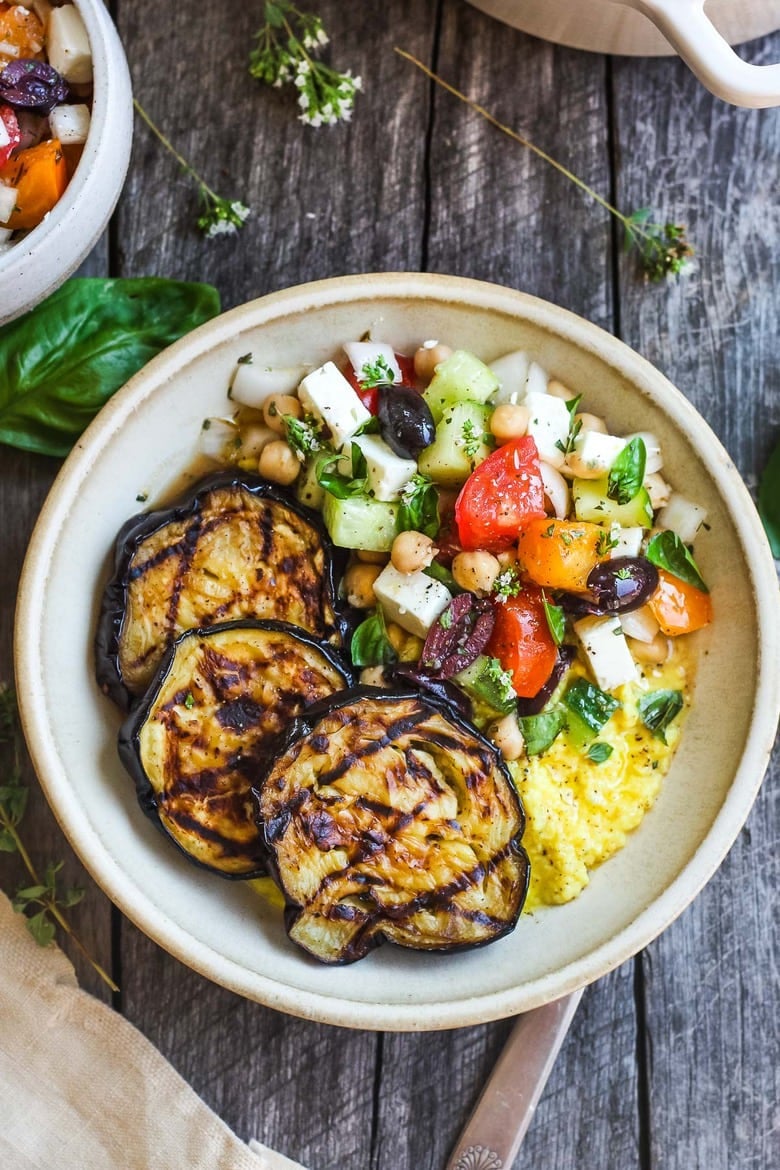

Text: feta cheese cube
xmin=489 ymin=350 xmax=530 ymax=404
xmin=525 ymin=390 xmax=570 ymax=469
xmin=574 ymin=615 xmax=638 ymax=691
xmin=351 ymin=434 xmax=416 ymax=502
xmin=298 ymin=361 xmax=370 ymax=447
xmin=343 ymin=341 xmax=402 ymax=384
xmin=644 ymin=472 xmax=671 ymax=510
xmin=657 ymin=494 xmax=708 ymax=544
xmin=609 ymin=525 xmax=644 ymax=558
xmin=566 ymin=430 xmax=627 ymax=479
xmin=373 ymin=565 xmax=451 ymax=639
xmin=47 ymin=5 xmax=93 ymax=84
xmin=49 ymin=103 xmax=91 ymax=146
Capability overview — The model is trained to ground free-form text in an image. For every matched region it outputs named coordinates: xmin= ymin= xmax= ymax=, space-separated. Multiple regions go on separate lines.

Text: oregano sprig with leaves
xmin=0 ymin=685 xmax=118 ymax=990
xmin=395 ymin=49 xmax=694 ymax=283
xmin=133 ymin=100 xmax=250 ymax=239
xmin=250 ymin=2 xmax=362 ymax=127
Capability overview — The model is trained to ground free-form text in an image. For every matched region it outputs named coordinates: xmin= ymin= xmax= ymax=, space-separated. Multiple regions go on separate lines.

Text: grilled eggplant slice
xmin=96 ymin=473 xmax=345 ymax=708
xmin=119 ymin=621 xmax=353 ymax=878
xmin=254 ymin=688 xmax=529 ymax=963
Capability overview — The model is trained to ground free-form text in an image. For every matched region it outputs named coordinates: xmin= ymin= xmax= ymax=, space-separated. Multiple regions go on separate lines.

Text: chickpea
xmin=391 ymin=530 xmax=437 ymax=574
xmin=496 ymin=548 xmax=518 ymax=569
xmin=257 ymin=439 xmax=300 ymax=486
xmin=356 ymin=548 xmax=389 ymax=565
xmin=574 ymin=412 xmax=607 ymax=435
xmin=344 ymin=562 xmax=383 ymax=609
xmin=235 ymin=422 xmax=275 ymax=465
xmin=360 ymin=666 xmax=388 ymax=688
xmin=452 ymin=550 xmax=501 ymax=594
xmin=385 ymin=622 xmax=407 ymax=654
xmin=262 ymin=393 xmax=302 ymax=435
xmin=490 ymin=403 xmax=530 ymax=444
xmin=413 ymin=341 xmax=453 ymax=383
xmin=547 ymin=379 xmax=577 ymax=402
xmin=490 ymin=714 xmax=525 ymax=762
xmin=627 ymin=633 xmax=671 ymax=665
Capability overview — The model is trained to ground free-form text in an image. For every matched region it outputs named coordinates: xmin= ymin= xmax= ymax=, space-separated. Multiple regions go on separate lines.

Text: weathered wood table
xmin=2 ymin=3 xmax=778 ymax=1167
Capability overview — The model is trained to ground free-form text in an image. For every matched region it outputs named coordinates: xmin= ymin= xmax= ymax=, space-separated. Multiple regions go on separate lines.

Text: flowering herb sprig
xmin=0 ymin=685 xmax=118 ymax=990
xmin=396 ymin=49 xmax=694 ymax=283
xmin=250 ymin=2 xmax=361 ymax=127
xmin=133 ymin=99 xmax=250 ymax=239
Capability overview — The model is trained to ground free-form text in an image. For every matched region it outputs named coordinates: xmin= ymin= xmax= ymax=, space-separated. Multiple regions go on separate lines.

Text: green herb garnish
xmin=284 ymin=414 xmax=323 ymax=459
xmin=542 ymin=594 xmax=566 ymax=645
xmin=645 ymin=530 xmax=709 ymax=593
xmin=586 ymin=741 xmax=614 ymax=764
xmin=637 ymin=690 xmax=684 ymax=743
xmin=519 ymin=709 xmax=566 ymax=756
xmin=359 ymin=355 xmax=395 ymax=388
xmin=350 ymin=608 xmax=397 ymax=668
xmin=398 ymin=474 xmax=439 ymax=539
xmin=454 ymin=656 xmax=517 ymax=717
xmin=555 ymin=394 xmax=583 ymax=456
xmin=607 ymin=437 xmax=647 ymax=506
xmin=596 ymin=529 xmax=619 ymax=556
xmin=493 ymin=566 xmax=522 ymax=602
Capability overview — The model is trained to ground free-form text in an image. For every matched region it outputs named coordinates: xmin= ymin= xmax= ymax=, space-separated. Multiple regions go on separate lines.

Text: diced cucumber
xmin=295 ymin=458 xmax=325 ymax=511
xmin=453 ymin=655 xmax=517 ymax=719
xmin=423 ymin=350 xmax=499 ymax=422
xmin=322 ymin=492 xmax=399 ymax=551
xmin=417 ymin=402 xmax=492 ymax=488
xmin=572 ymin=476 xmax=653 ymax=528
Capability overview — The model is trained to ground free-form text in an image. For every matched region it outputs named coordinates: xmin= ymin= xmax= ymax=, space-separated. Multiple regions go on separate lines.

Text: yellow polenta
xmin=509 ymin=648 xmax=690 ymax=912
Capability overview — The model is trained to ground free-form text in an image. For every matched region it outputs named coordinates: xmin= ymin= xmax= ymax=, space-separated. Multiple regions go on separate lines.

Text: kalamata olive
xmin=376 ymin=384 xmax=435 ymax=459
xmin=558 ymin=556 xmax=659 ymax=618
xmin=0 ymin=60 xmax=68 ymax=114
xmin=389 ymin=665 xmax=474 ymax=720
xmin=515 ymin=646 xmax=576 ymax=716
xmin=420 ymin=593 xmax=495 ymax=679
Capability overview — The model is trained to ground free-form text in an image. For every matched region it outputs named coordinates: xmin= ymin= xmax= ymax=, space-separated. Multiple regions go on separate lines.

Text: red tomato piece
xmin=0 ymin=104 xmax=20 ymax=168
xmin=342 ymin=351 xmax=418 ymax=415
xmin=486 ymin=586 xmax=558 ymax=698
xmin=455 ymin=436 xmax=546 ymax=552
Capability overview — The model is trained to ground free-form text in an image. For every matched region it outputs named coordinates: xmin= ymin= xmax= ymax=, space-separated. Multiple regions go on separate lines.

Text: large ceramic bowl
xmin=0 ymin=0 xmax=133 ymax=324
xmin=14 ymin=274 xmax=780 ymax=1030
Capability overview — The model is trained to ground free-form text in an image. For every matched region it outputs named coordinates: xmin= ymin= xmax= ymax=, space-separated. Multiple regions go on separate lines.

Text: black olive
xmin=558 ymin=556 xmax=659 ymax=618
xmin=376 ymin=385 xmax=435 ymax=459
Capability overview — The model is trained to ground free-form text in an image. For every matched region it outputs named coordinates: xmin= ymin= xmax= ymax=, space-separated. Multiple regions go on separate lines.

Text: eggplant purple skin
xmin=117 ymin=618 xmax=355 ymax=881
xmin=251 ymin=685 xmax=530 ymax=964
xmin=95 ymin=471 xmax=349 ymax=712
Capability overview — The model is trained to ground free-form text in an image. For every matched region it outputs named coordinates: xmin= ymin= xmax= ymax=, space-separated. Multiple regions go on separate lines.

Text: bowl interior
xmin=16 ymin=275 xmax=779 ymax=1028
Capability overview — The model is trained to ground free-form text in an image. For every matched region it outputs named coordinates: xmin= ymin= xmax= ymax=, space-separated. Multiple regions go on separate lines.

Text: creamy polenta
xmin=510 ymin=647 xmax=690 ymax=911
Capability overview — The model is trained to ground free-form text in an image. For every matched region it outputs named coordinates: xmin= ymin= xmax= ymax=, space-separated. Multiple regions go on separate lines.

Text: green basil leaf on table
xmin=0 ymin=278 xmax=221 ymax=457
xmin=758 ymin=438 xmax=780 ymax=558
xmin=637 ymin=689 xmax=684 ymax=743
xmin=645 ymin=530 xmax=709 ymax=592
xmin=519 ymin=709 xmax=566 ymax=756
xmin=607 ymin=436 xmax=646 ymax=505
xmin=350 ymin=608 xmax=398 ymax=668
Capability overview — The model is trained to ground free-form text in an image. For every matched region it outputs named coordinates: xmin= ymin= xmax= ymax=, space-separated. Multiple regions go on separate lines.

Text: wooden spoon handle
xmin=446 ymin=990 xmax=584 ymax=1169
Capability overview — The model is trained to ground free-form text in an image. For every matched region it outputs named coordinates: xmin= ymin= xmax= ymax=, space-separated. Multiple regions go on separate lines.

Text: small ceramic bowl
xmin=0 ymin=1 xmax=133 ymax=325
xmin=14 ymin=274 xmax=780 ymax=1030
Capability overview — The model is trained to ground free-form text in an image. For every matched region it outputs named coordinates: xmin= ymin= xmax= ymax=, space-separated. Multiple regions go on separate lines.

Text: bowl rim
xmin=0 ymin=0 xmax=133 ymax=321
xmin=14 ymin=273 xmax=780 ymax=1029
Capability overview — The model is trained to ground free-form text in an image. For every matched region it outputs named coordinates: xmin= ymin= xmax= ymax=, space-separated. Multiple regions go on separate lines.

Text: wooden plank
xmin=611 ymin=32 xmax=780 ymax=1170
xmin=112 ymin=3 xmax=436 ymax=1164
xmin=0 ymin=244 xmax=115 ymax=1003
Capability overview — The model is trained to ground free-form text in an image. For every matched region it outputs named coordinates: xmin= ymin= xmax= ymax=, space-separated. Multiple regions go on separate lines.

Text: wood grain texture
xmin=612 ymin=33 xmax=780 ymax=1170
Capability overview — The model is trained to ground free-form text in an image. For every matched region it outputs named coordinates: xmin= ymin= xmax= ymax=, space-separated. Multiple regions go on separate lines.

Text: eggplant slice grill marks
xmin=119 ymin=621 xmax=353 ymax=878
xmin=96 ymin=474 xmax=344 ymax=707
xmin=254 ymin=689 xmax=529 ymax=963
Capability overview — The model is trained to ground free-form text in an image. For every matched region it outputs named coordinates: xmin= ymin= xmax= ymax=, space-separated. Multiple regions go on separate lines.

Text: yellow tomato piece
xmin=648 ymin=569 xmax=713 ymax=636
xmin=0 ymin=139 xmax=69 ymax=230
xmin=0 ymin=4 xmax=45 ymax=65
xmin=516 ymin=517 xmax=608 ymax=592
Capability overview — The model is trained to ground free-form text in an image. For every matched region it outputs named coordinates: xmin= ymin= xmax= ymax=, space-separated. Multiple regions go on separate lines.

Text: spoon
xmin=445 ymin=989 xmax=584 ymax=1169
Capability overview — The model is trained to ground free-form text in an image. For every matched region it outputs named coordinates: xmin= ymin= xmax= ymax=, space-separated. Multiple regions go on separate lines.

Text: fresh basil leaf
xmin=607 ymin=437 xmax=647 ymax=505
xmin=353 ymin=415 xmax=381 ymax=437
xmin=638 ymin=689 xmax=683 ymax=743
xmin=645 ymin=530 xmax=709 ymax=593
xmin=519 ymin=709 xmax=566 ymax=756
xmin=424 ymin=560 xmax=462 ymax=594
xmin=0 ymin=278 xmax=220 ymax=457
xmin=586 ymin=741 xmax=613 ymax=764
xmin=758 ymin=438 xmax=780 ymax=558
xmin=350 ymin=608 xmax=398 ymax=668
xmin=542 ymin=595 xmax=566 ymax=645
xmin=563 ymin=678 xmax=620 ymax=732
xmin=315 ymin=451 xmax=366 ymax=499
xmin=398 ymin=474 xmax=439 ymax=538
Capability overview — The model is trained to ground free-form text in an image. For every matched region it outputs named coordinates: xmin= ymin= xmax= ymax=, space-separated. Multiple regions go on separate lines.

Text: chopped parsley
xmin=284 ymin=414 xmax=323 ymax=459
xmin=596 ymin=529 xmax=620 ymax=556
xmin=493 ymin=566 xmax=522 ymax=602
xmin=359 ymin=355 xmax=395 ymax=387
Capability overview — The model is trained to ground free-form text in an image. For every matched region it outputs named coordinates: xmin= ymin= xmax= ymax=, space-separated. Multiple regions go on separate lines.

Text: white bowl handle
xmin=618 ymin=0 xmax=780 ymax=107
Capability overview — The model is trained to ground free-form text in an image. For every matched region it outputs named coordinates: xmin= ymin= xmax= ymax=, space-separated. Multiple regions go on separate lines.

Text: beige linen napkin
xmin=0 ymin=892 xmax=306 ymax=1170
